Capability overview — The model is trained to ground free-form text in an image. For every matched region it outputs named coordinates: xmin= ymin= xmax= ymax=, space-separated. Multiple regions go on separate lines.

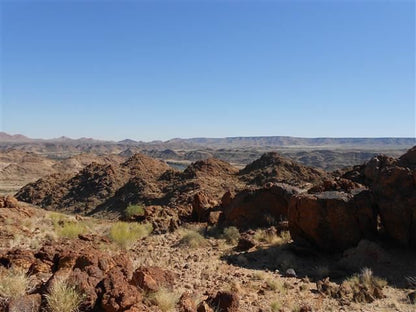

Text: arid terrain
xmin=0 ymin=133 xmax=415 ymax=312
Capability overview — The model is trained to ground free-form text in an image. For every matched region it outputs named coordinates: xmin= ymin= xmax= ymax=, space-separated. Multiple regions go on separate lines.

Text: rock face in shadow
xmin=341 ymin=146 xmax=416 ymax=248
xmin=372 ymin=147 xmax=416 ymax=247
xmin=221 ymin=183 xmax=300 ymax=229
xmin=288 ymin=190 xmax=377 ymax=252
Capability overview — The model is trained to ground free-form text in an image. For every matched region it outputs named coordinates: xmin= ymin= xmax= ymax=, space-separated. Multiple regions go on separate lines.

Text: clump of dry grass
xmin=222 ymin=226 xmax=240 ymax=245
xmin=45 ymin=277 xmax=83 ymax=312
xmin=178 ymin=229 xmax=207 ymax=248
xmin=109 ymin=222 xmax=153 ymax=249
xmin=270 ymin=300 xmax=281 ymax=311
xmin=266 ymin=279 xmax=286 ymax=294
xmin=0 ymin=267 xmax=33 ymax=301
xmin=342 ymin=267 xmax=387 ymax=303
xmin=254 ymin=229 xmax=291 ymax=245
xmin=150 ymin=288 xmax=179 ymax=312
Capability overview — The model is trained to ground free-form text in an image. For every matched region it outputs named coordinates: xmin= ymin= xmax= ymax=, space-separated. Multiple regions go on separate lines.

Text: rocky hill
xmin=15 ymin=152 xmax=327 ymax=222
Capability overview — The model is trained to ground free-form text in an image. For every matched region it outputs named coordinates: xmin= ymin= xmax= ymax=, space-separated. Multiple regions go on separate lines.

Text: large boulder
xmin=340 ymin=146 xmax=416 ymax=248
xmin=372 ymin=156 xmax=416 ymax=247
xmin=288 ymin=190 xmax=377 ymax=252
xmin=222 ymin=183 xmax=299 ymax=229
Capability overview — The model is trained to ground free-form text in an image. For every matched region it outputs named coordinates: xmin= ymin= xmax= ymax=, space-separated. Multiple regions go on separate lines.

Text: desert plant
xmin=252 ymin=271 xmax=266 ymax=280
xmin=125 ymin=204 xmax=145 ymax=218
xmin=178 ymin=229 xmax=206 ymax=248
xmin=266 ymin=279 xmax=285 ymax=293
xmin=57 ymin=222 xmax=87 ymax=239
xmin=359 ymin=267 xmax=387 ymax=288
xmin=0 ymin=267 xmax=33 ymax=301
xmin=150 ymin=288 xmax=179 ymax=312
xmin=109 ymin=222 xmax=152 ymax=249
xmin=45 ymin=277 xmax=83 ymax=312
xmin=270 ymin=301 xmax=281 ymax=312
xmin=222 ymin=226 xmax=240 ymax=245
xmin=342 ymin=267 xmax=388 ymax=303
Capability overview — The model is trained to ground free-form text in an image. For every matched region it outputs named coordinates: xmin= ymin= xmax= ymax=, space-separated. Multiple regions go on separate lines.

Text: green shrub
xmin=45 ymin=277 xmax=83 ymax=312
xmin=222 ymin=226 xmax=240 ymax=245
xmin=57 ymin=222 xmax=87 ymax=239
xmin=109 ymin=222 xmax=153 ymax=249
xmin=125 ymin=204 xmax=145 ymax=218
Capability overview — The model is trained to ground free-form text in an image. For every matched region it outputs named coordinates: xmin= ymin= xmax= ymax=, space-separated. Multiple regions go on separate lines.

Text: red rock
xmin=222 ymin=184 xmax=299 ymax=229
xmin=100 ymin=267 xmax=142 ymax=312
xmin=178 ymin=292 xmax=197 ymax=312
xmin=207 ymin=291 xmax=239 ymax=312
xmin=288 ymin=190 xmax=377 ymax=252
xmin=132 ymin=266 xmax=175 ymax=292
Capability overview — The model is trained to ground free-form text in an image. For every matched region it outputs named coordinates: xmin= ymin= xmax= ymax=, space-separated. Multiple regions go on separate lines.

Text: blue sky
xmin=1 ymin=0 xmax=415 ymax=141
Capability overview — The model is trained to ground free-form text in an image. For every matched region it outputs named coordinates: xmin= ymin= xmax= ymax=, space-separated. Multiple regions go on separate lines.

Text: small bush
xmin=178 ymin=229 xmax=206 ymax=248
xmin=125 ymin=204 xmax=145 ymax=218
xmin=150 ymin=288 xmax=179 ymax=312
xmin=342 ymin=267 xmax=388 ymax=303
xmin=49 ymin=212 xmax=69 ymax=227
xmin=45 ymin=278 xmax=83 ymax=312
xmin=109 ymin=222 xmax=152 ymax=249
xmin=0 ymin=268 xmax=32 ymax=301
xmin=222 ymin=226 xmax=240 ymax=245
xmin=58 ymin=222 xmax=87 ymax=239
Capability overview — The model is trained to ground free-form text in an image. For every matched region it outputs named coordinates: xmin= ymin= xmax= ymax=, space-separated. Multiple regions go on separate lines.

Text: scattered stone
xmin=285 ymin=268 xmax=297 ymax=278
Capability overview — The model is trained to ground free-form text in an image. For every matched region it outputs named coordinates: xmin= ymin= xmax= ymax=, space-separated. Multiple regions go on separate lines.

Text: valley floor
xmin=1 ymin=202 xmax=415 ymax=312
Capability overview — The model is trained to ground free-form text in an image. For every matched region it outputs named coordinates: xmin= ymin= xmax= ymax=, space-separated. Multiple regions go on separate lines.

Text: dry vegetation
xmin=1 ymin=203 xmax=416 ymax=311
xmin=45 ymin=277 xmax=84 ymax=312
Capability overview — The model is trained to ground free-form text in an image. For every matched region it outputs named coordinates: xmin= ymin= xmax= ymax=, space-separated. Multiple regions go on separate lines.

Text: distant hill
xmin=1 ymin=132 xmax=414 ymax=149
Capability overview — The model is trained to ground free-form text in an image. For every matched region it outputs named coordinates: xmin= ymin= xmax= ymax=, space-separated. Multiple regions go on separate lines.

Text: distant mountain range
xmin=1 ymin=132 xmax=414 ymax=149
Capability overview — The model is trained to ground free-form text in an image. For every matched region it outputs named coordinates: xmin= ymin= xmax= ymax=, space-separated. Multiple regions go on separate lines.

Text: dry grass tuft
xmin=270 ymin=300 xmax=281 ymax=311
xmin=45 ymin=277 xmax=83 ymax=312
xmin=178 ymin=229 xmax=207 ymax=248
xmin=109 ymin=222 xmax=153 ymax=249
xmin=222 ymin=226 xmax=240 ymax=245
xmin=0 ymin=267 xmax=33 ymax=301
xmin=150 ymin=288 xmax=179 ymax=312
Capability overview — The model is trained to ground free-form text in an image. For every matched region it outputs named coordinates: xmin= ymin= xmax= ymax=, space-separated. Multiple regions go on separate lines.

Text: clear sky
xmin=1 ymin=0 xmax=415 ymax=141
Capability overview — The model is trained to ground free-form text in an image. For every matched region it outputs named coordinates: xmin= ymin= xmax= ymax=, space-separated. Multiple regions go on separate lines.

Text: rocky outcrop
xmin=222 ymin=183 xmax=300 ymax=229
xmin=239 ymin=152 xmax=327 ymax=187
xmin=288 ymin=190 xmax=377 ymax=252
xmin=342 ymin=146 xmax=416 ymax=248
xmin=0 ymin=195 xmax=19 ymax=208
xmin=308 ymin=178 xmax=365 ymax=194
xmin=0 ymin=239 xmax=176 ymax=312
xmin=371 ymin=147 xmax=416 ymax=247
